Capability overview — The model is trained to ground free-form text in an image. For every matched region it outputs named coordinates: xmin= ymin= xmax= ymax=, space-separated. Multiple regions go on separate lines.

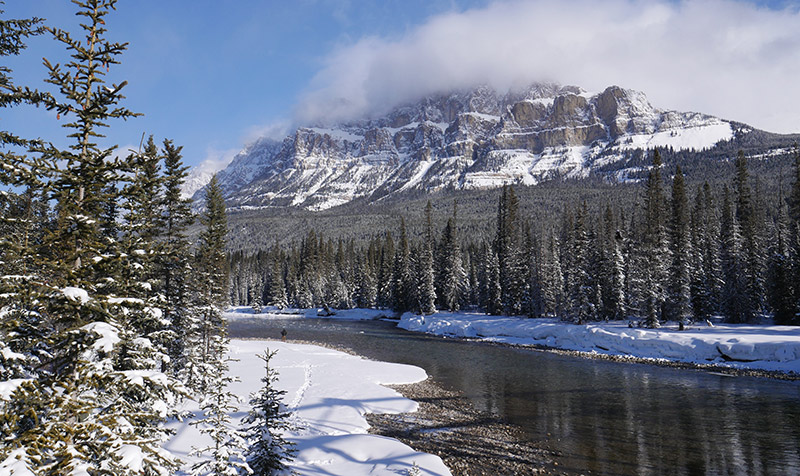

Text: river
xmin=229 ymin=315 xmax=800 ymax=476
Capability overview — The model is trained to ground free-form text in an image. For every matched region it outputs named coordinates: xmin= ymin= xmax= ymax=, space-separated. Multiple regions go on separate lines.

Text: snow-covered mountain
xmin=194 ymin=83 xmax=738 ymax=210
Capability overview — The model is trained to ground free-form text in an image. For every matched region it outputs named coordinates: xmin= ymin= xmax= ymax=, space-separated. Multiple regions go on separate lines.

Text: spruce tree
xmin=438 ymin=203 xmax=466 ymax=312
xmin=196 ymin=175 xmax=230 ymax=309
xmin=599 ymin=205 xmax=626 ymax=321
xmin=720 ymin=186 xmax=748 ymax=323
xmin=377 ymin=232 xmax=395 ymax=309
xmin=189 ymin=347 xmax=250 ymax=476
xmin=416 ymin=201 xmax=437 ymax=314
xmin=1 ymin=3 xmax=183 ymax=473
xmin=268 ymin=249 xmax=288 ymax=309
xmin=641 ymin=149 xmax=669 ymax=327
xmin=667 ymin=166 xmax=692 ymax=323
xmin=392 ymin=218 xmax=413 ymax=312
xmin=565 ymin=203 xmax=596 ymax=323
xmin=767 ymin=202 xmax=796 ymax=324
xmin=241 ymin=350 xmax=296 ymax=475
xmin=160 ymin=139 xmax=196 ymax=371
xmin=733 ymin=151 xmax=762 ymax=321
xmin=540 ymin=231 xmax=564 ymax=317
xmin=692 ymin=182 xmax=723 ymax=320
xmin=483 ymin=246 xmax=502 ymax=315
xmin=495 ymin=185 xmax=528 ymax=315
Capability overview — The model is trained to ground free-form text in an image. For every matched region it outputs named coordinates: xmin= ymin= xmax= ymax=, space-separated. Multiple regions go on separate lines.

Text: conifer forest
xmin=230 ymin=147 xmax=800 ymax=329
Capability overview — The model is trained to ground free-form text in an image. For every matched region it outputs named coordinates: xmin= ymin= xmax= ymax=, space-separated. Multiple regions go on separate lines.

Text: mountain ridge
xmin=188 ymin=82 xmax=769 ymax=210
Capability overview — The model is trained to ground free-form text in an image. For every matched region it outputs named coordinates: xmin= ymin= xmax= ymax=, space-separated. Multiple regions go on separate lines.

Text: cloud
xmin=243 ymin=120 xmax=294 ymax=145
xmin=295 ymin=0 xmax=800 ymax=133
xmin=195 ymin=146 xmax=241 ymax=176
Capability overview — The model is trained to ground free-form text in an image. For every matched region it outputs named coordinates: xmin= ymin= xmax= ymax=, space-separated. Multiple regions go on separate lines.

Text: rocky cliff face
xmin=196 ymin=83 xmax=735 ymax=210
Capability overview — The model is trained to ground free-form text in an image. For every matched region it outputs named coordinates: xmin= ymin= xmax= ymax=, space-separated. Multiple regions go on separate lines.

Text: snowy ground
xmin=166 ymin=339 xmax=451 ymax=476
xmin=398 ymin=312 xmax=800 ymax=374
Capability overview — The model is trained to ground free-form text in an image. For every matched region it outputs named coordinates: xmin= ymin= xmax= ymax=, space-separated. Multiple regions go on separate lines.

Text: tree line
xmin=0 ymin=2 xmax=292 ymax=474
xmin=231 ymin=148 xmax=800 ymax=327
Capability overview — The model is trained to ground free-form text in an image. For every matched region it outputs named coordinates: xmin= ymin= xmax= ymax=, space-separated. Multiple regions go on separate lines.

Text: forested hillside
xmin=230 ymin=149 xmax=800 ymax=327
xmin=222 ymin=144 xmax=798 ymax=253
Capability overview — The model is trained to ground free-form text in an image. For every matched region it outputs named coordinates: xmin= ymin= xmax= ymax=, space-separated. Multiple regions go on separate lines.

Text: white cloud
xmin=195 ymin=146 xmax=241 ymax=176
xmin=242 ymin=119 xmax=293 ymax=145
xmin=180 ymin=146 xmax=241 ymax=198
xmin=295 ymin=0 xmax=800 ymax=133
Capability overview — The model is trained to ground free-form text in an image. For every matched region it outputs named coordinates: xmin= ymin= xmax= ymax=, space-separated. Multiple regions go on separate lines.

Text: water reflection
xmin=230 ymin=317 xmax=800 ymax=476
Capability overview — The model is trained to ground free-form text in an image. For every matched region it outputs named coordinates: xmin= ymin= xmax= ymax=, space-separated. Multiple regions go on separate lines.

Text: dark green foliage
xmin=392 ymin=218 xmax=414 ymax=312
xmin=495 ymin=185 xmax=528 ymax=316
xmin=437 ymin=203 xmax=466 ymax=312
xmin=160 ymin=139 xmax=196 ymax=371
xmin=416 ymin=201 xmax=437 ymax=314
xmin=689 ymin=183 xmax=721 ymax=320
xmin=667 ymin=166 xmax=692 ymax=323
xmin=241 ymin=350 xmax=296 ymax=476
xmin=720 ymin=186 xmax=749 ymax=323
xmin=640 ymin=150 xmax=668 ymax=328
xmin=0 ymin=3 xmax=190 ymax=473
xmin=732 ymin=151 xmax=764 ymax=322
xmin=197 ymin=175 xmax=230 ymax=308
xmin=598 ymin=205 xmax=625 ymax=321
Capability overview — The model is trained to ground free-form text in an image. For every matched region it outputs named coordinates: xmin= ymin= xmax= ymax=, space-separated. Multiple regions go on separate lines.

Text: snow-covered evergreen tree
xmin=268 ymin=251 xmax=288 ymax=309
xmin=641 ymin=150 xmax=669 ymax=327
xmin=767 ymin=200 xmax=796 ymax=324
xmin=599 ymin=206 xmax=626 ymax=321
xmin=416 ymin=201 xmax=437 ymax=314
xmin=438 ymin=210 xmax=466 ymax=312
xmin=392 ymin=218 xmax=413 ymax=312
xmin=667 ymin=166 xmax=692 ymax=323
xmin=733 ymin=151 xmax=764 ymax=321
xmin=160 ymin=139 xmax=196 ymax=373
xmin=1 ymin=3 xmax=184 ymax=473
xmin=720 ymin=186 xmax=749 ymax=323
xmin=495 ymin=185 xmax=528 ymax=315
xmin=483 ymin=246 xmax=502 ymax=315
xmin=189 ymin=337 xmax=250 ymax=476
xmin=376 ymin=232 xmax=395 ymax=309
xmin=241 ymin=350 xmax=296 ymax=475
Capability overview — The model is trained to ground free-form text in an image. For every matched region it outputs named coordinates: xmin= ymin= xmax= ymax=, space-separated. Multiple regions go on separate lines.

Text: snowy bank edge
xmin=397 ymin=313 xmax=800 ymax=376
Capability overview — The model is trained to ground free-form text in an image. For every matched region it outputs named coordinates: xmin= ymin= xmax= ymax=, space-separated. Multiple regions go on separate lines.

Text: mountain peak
xmin=193 ymin=82 xmax=738 ymax=210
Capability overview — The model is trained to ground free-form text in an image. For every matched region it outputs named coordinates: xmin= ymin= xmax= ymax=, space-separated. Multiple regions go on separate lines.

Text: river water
xmin=229 ymin=315 xmax=800 ymax=476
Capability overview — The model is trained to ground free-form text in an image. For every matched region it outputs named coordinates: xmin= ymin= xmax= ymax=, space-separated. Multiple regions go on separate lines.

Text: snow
xmin=398 ymin=312 xmax=800 ymax=373
xmin=117 ymin=445 xmax=145 ymax=472
xmin=81 ymin=321 xmax=121 ymax=353
xmin=1 ymin=345 xmax=25 ymax=362
xmin=615 ymin=122 xmax=733 ymax=152
xmin=462 ymin=111 xmax=501 ymax=122
xmin=121 ymin=370 xmax=169 ymax=389
xmin=397 ymin=160 xmax=434 ymax=192
xmin=308 ymin=127 xmax=364 ymax=143
xmin=165 ymin=339 xmax=451 ymax=476
xmin=61 ymin=287 xmax=90 ymax=304
xmin=0 ymin=379 xmax=29 ymax=401
xmin=0 ymin=449 xmax=35 ymax=476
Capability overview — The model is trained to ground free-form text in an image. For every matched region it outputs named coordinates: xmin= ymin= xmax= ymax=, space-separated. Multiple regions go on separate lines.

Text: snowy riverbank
xmin=166 ymin=339 xmax=451 ymax=475
xmin=398 ymin=312 xmax=800 ymax=374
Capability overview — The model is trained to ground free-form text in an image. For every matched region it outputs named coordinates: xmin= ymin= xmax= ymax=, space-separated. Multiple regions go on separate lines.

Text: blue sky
xmin=3 ymin=0 xmax=799 ymax=172
xmin=3 ymin=0 xmax=489 ymax=168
